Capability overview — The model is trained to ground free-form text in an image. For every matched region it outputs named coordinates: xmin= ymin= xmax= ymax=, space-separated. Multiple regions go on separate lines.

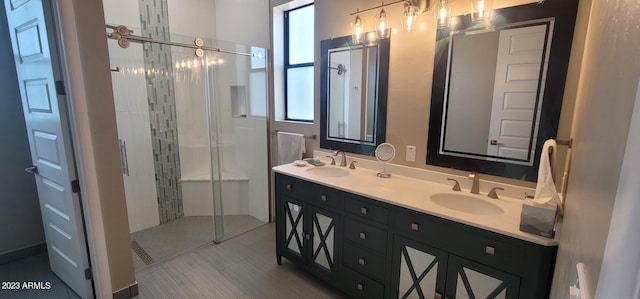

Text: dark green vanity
xmin=275 ymin=173 xmax=557 ymax=299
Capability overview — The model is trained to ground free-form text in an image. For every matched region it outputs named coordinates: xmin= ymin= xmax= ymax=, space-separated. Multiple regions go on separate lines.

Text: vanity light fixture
xmin=351 ymin=10 xmax=365 ymax=44
xmin=402 ymin=4 xmax=419 ymax=32
xmin=434 ymin=0 xmax=453 ymax=28
xmin=350 ymin=0 xmax=429 ymax=40
xmin=471 ymin=0 xmax=493 ymax=24
xmin=374 ymin=4 xmax=391 ymax=39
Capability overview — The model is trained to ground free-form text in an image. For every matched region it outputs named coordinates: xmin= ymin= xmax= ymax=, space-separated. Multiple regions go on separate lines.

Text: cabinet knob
xmin=411 ymin=223 xmax=419 ymax=231
xmin=359 ymin=232 xmax=367 ymax=240
xmin=361 ymin=207 xmax=368 ymax=215
xmin=357 ymin=283 xmax=364 ymax=291
xmin=485 ymin=245 xmax=495 ymax=255
xmin=286 ymin=184 xmax=292 ymax=190
xmin=358 ymin=257 xmax=366 ymax=265
xmin=321 ymin=195 xmax=327 ymax=201
xmin=305 ymin=233 xmax=311 ymax=240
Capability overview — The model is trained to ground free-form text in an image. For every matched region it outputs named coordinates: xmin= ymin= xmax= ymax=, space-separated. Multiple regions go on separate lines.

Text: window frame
xmin=283 ymin=3 xmax=314 ymax=122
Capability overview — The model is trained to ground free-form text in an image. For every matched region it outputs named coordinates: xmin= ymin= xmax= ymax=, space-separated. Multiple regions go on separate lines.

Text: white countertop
xmin=273 ymin=161 xmax=558 ymax=246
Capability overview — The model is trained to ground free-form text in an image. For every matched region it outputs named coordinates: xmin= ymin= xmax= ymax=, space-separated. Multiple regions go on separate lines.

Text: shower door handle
xmin=119 ymin=139 xmax=130 ymax=176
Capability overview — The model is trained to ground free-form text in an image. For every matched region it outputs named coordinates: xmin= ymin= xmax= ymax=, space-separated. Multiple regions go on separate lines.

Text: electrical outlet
xmin=406 ymin=146 xmax=416 ymax=162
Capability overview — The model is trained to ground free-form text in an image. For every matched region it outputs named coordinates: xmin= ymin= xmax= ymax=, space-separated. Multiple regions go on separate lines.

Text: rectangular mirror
xmin=427 ymin=0 xmax=579 ymax=181
xmin=442 ymin=19 xmax=553 ymax=165
xmin=328 ymin=45 xmax=378 ymax=143
xmin=321 ymin=34 xmax=390 ymax=155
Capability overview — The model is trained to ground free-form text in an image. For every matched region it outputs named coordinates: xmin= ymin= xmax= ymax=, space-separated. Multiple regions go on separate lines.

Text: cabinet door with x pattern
xmin=277 ymin=195 xmax=306 ymax=265
xmin=390 ymin=236 xmax=448 ymax=299
xmin=306 ymin=205 xmax=340 ymax=282
xmin=276 ymin=193 xmax=341 ymax=284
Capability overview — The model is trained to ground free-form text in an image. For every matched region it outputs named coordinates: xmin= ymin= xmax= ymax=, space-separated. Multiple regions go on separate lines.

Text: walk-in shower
xmin=106 ymin=24 xmax=269 ymax=270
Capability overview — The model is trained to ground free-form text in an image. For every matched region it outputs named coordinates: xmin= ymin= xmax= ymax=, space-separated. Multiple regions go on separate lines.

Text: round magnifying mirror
xmin=375 ymin=143 xmax=395 ymax=178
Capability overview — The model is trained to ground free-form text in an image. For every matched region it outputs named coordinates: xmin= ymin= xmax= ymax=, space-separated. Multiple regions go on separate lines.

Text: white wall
xmin=596 ymin=79 xmax=640 ymax=299
xmin=549 ymin=0 xmax=640 ymax=297
xmin=0 ymin=4 xmax=45 ymax=256
xmin=214 ymin=0 xmax=270 ymax=48
xmin=168 ymin=0 xmax=216 ymax=39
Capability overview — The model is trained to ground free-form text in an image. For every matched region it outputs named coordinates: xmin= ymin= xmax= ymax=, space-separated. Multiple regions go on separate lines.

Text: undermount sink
xmin=306 ymin=167 xmax=350 ymax=178
xmin=430 ymin=193 xmax=504 ymax=215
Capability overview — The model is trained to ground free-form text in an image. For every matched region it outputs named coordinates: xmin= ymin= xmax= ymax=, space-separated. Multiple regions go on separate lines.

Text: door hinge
xmin=55 ymin=80 xmax=66 ymax=96
xmin=71 ymin=179 xmax=80 ymax=193
xmin=84 ymin=268 xmax=93 ymax=280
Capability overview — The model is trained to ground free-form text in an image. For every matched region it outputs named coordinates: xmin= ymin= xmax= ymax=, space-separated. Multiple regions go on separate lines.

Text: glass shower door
xmin=108 ymin=28 xmax=270 ymax=269
xmin=200 ymin=40 xmax=269 ymax=242
xmin=108 ymin=34 xmax=216 ymax=270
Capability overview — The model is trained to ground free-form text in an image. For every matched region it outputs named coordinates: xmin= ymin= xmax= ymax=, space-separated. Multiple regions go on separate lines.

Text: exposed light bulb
xmin=472 ymin=0 xmax=492 ymax=24
xmin=375 ymin=7 xmax=390 ymax=39
xmin=403 ymin=5 xmax=418 ymax=32
xmin=351 ymin=12 xmax=365 ymax=44
xmin=355 ymin=15 xmax=363 ymax=43
xmin=435 ymin=0 xmax=452 ymax=28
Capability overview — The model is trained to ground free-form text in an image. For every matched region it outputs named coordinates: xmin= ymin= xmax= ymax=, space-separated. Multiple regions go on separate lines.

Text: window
xmin=284 ymin=3 xmax=314 ymax=122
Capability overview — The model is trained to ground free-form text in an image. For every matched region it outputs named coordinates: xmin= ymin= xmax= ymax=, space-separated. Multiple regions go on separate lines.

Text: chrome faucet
xmin=487 ymin=187 xmax=504 ymax=199
xmin=468 ymin=173 xmax=480 ymax=194
xmin=334 ymin=150 xmax=347 ymax=167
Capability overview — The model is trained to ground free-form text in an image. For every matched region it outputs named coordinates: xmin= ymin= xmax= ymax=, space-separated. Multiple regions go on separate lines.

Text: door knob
xmin=25 ymin=165 xmax=39 ymax=175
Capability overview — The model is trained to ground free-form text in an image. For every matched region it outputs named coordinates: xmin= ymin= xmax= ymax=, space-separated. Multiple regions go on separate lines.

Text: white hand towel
xmin=533 ymin=139 xmax=559 ymax=206
xmin=277 ymin=132 xmax=306 ymax=165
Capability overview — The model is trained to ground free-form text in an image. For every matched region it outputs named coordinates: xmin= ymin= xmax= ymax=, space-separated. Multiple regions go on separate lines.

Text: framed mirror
xmin=427 ymin=0 xmax=579 ymax=181
xmin=320 ymin=34 xmax=390 ymax=155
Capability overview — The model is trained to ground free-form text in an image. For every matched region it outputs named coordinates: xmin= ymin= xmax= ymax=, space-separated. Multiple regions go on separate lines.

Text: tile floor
xmin=131 ymin=215 xmax=266 ymax=271
xmin=0 ymin=223 xmax=346 ymax=299
xmin=133 ymin=223 xmax=348 ymax=299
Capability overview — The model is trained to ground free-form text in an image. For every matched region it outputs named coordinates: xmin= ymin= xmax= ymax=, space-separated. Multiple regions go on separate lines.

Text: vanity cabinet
xmin=391 ymin=235 xmax=521 ymax=299
xmin=275 ymin=174 xmax=342 ymax=284
xmin=274 ymin=173 xmax=557 ymax=299
xmin=339 ymin=195 xmax=391 ymax=299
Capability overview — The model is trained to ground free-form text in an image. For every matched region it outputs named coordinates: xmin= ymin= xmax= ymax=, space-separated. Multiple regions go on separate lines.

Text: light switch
xmin=406 ymin=146 xmax=416 ymax=162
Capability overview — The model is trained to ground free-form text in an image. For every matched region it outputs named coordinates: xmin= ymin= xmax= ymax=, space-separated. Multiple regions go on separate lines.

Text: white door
xmin=487 ymin=24 xmax=548 ymax=164
xmin=3 ymin=0 xmax=93 ymax=297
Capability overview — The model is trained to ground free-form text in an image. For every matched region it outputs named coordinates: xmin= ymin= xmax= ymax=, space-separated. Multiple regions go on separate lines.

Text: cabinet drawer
xmin=276 ymin=174 xmax=313 ymax=199
xmin=276 ymin=174 xmax=343 ymax=210
xmin=391 ymin=210 xmax=445 ymax=245
xmin=392 ymin=209 xmax=526 ymax=275
xmin=308 ymin=184 xmax=343 ymax=210
xmin=343 ymin=243 xmax=386 ymax=282
xmin=345 ymin=196 xmax=389 ymax=224
xmin=449 ymin=232 xmax=525 ymax=276
xmin=343 ymin=218 xmax=387 ymax=254
xmin=340 ymin=267 xmax=384 ymax=299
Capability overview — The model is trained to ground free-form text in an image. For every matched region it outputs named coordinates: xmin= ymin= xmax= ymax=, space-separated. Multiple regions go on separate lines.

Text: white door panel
xmin=4 ymin=0 xmax=93 ymax=297
xmin=488 ymin=24 xmax=547 ymax=163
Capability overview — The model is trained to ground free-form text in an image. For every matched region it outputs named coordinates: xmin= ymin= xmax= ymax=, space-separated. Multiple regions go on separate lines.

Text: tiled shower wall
xmin=139 ymin=0 xmax=183 ymax=223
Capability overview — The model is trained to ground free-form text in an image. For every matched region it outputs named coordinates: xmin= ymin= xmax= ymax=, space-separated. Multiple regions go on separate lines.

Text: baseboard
xmin=113 ymin=282 xmax=139 ymax=299
xmin=0 ymin=243 xmax=47 ymax=265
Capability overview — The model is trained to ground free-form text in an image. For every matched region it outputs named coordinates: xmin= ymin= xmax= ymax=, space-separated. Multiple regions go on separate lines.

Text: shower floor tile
xmin=131 ymin=215 xmax=265 ymax=271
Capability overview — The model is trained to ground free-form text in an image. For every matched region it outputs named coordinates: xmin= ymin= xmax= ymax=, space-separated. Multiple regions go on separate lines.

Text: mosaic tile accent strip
xmin=139 ymin=0 xmax=183 ymax=223
xmin=131 ymin=239 xmax=155 ymax=265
